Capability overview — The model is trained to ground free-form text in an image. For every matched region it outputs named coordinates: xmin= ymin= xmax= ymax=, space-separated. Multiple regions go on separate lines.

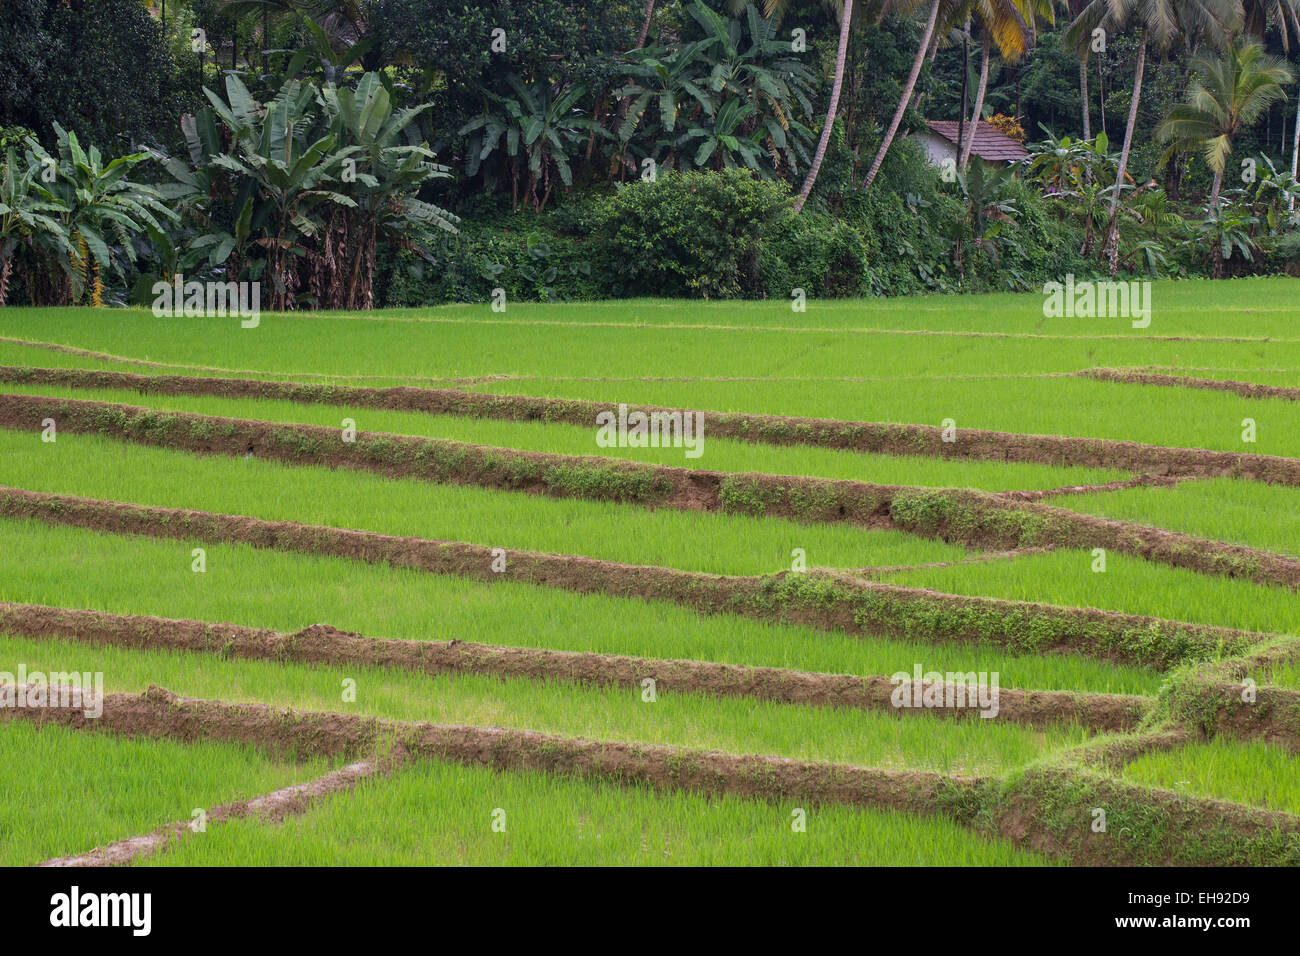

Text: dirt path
xmin=1079 ymin=366 xmax=1300 ymax=401
xmin=0 ymin=602 xmax=1149 ymax=732
xmin=39 ymin=755 xmax=402 ymax=867
xmin=0 ymin=487 xmax=1263 ymax=669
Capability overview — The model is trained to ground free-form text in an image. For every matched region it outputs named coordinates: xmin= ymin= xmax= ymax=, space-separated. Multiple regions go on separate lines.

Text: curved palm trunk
xmin=861 ymin=0 xmax=941 ymax=189
xmin=1102 ymin=33 xmax=1145 ymax=277
xmin=960 ymin=32 xmax=991 ymax=169
xmin=636 ymin=0 xmax=655 ymax=49
xmin=795 ymin=0 xmax=854 ymax=214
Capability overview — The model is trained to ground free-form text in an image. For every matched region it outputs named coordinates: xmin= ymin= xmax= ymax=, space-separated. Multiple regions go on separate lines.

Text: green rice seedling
xmin=0 ymin=427 xmax=967 ymax=575
xmin=0 ymin=381 xmax=1130 ymax=491
xmin=883 ymin=549 xmax=1300 ymax=637
xmin=3 ymin=277 xmax=1300 ymax=454
xmin=0 ymin=518 xmax=1159 ymax=694
xmin=1123 ymin=740 xmax=1300 ymax=815
xmin=1056 ymin=479 xmax=1300 ymax=558
xmin=0 ymin=721 xmax=329 ymax=866
xmin=0 ymin=632 xmax=1090 ymax=774
xmin=142 ymin=758 xmax=1059 ymax=866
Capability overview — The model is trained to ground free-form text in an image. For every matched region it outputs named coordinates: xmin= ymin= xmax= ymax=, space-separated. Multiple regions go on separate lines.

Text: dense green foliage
xmin=3 ymin=0 xmax=1300 ymax=307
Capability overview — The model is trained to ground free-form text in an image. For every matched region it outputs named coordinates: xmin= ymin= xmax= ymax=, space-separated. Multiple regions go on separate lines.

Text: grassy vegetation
xmin=0 ymin=518 xmax=1160 ymax=694
xmin=0 ymin=632 xmax=1089 ymax=773
xmin=1056 ymin=478 xmax=1300 ymax=558
xmin=142 ymin=757 xmax=1057 ymax=866
xmin=0 ymin=427 xmax=968 ymax=575
xmin=3 ymin=279 xmax=1300 ymax=454
xmin=0 ymin=381 xmax=1131 ymax=491
xmin=5 ymin=283 xmax=1298 ymax=867
xmin=883 ymin=549 xmax=1300 ymax=637
xmin=1123 ymin=740 xmax=1300 ymax=816
xmin=0 ymin=721 xmax=328 ymax=866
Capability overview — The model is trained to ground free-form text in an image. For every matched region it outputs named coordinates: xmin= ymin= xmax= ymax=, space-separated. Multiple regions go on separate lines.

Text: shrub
xmin=597 ymin=169 xmax=793 ymax=298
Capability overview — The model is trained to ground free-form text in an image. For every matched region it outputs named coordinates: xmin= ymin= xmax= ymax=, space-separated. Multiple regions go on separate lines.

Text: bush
xmin=597 ymin=169 xmax=794 ymax=298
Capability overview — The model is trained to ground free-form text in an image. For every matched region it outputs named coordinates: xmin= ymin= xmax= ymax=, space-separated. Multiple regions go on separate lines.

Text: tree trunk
xmin=0 ymin=252 xmax=11 ymax=307
xmin=1102 ymin=33 xmax=1145 ymax=277
xmin=960 ymin=31 xmax=991 ymax=169
xmin=794 ymin=0 xmax=853 ymax=214
xmin=1080 ymin=58 xmax=1091 ymax=140
xmin=636 ymin=0 xmax=656 ymax=49
xmin=1291 ymin=85 xmax=1300 ymax=213
xmin=861 ymin=0 xmax=941 ymax=189
xmin=956 ymin=24 xmax=970 ymax=167
xmin=1209 ymin=166 xmax=1225 ymax=279
xmin=1097 ymin=55 xmax=1106 ymax=137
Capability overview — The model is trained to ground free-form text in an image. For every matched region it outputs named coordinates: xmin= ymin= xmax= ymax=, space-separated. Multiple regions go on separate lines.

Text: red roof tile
xmin=925 ymin=120 xmax=1029 ymax=163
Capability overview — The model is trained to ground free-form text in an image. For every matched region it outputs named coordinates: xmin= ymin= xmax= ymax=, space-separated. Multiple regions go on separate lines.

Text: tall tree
xmin=1237 ymin=0 xmax=1300 ymax=211
xmin=1067 ymin=0 xmax=1237 ymax=277
xmin=957 ymin=0 xmax=1042 ymax=169
xmin=1157 ymin=37 xmax=1293 ymax=274
xmin=796 ymin=1 xmax=888 ymax=211
xmin=861 ymin=0 xmax=947 ymax=188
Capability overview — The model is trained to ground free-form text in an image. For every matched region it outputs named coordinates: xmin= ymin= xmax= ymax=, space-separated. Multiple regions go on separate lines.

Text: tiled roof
xmin=925 ymin=120 xmax=1029 ymax=162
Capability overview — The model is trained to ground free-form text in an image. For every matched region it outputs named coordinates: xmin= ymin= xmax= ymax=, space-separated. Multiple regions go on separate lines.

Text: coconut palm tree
xmin=1157 ymin=37 xmax=1293 ymax=275
xmin=861 ymin=0 xmax=950 ymax=188
xmin=796 ymin=1 xmax=898 ymax=210
xmin=1236 ymin=1 xmax=1300 ymax=211
xmin=956 ymin=0 xmax=1045 ymax=169
xmin=1066 ymin=0 xmax=1237 ymax=276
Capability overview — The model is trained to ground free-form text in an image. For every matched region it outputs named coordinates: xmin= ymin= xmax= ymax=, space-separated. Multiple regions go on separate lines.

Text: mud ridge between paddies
xmin=0 ymin=603 xmax=1147 ymax=733
xmin=1080 ymin=367 xmax=1300 ymax=402
xmin=6 ymin=364 xmax=1300 ymax=484
xmin=1161 ymin=642 xmax=1300 ymax=754
xmin=0 ymin=487 xmax=1268 ymax=670
xmin=41 ymin=756 xmax=401 ymax=867
xmin=3 ymin=391 xmax=1299 ymax=591
xmin=6 ymin=685 xmax=1297 ymax=867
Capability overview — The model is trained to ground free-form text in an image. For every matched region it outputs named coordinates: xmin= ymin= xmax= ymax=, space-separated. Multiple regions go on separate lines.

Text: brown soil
xmin=0 ymin=602 xmax=1149 ymax=732
xmin=6 ymin=363 xmax=1300 ymax=483
xmin=4 ymin=390 xmax=1300 ymax=590
xmin=0 ymin=487 xmax=1265 ymax=669
xmin=850 ymin=546 xmax=1056 ymax=577
xmin=1080 ymin=366 xmax=1300 ymax=402
xmin=39 ymin=755 xmax=402 ymax=867
xmin=1000 ymin=475 xmax=1197 ymax=501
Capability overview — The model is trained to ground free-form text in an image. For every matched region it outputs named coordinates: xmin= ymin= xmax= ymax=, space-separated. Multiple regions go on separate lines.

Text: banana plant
xmin=155 ymin=73 xmax=359 ymax=308
xmin=24 ymin=124 xmax=176 ymax=305
xmin=460 ymin=76 xmax=608 ymax=211
xmin=686 ymin=0 xmax=815 ymax=174
xmin=318 ymin=72 xmax=459 ymax=308
xmin=0 ymin=149 xmax=72 ymax=306
xmin=680 ymin=97 xmax=765 ymax=170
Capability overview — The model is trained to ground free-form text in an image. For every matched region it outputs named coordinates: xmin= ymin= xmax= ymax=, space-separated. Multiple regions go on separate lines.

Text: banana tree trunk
xmin=1080 ymin=58 xmax=1091 ymax=140
xmin=794 ymin=0 xmax=853 ymax=214
xmin=0 ymin=248 xmax=11 ymax=307
xmin=1103 ymin=32 xmax=1145 ymax=278
xmin=862 ymin=0 xmax=941 ymax=189
xmin=960 ymin=32 xmax=991 ymax=169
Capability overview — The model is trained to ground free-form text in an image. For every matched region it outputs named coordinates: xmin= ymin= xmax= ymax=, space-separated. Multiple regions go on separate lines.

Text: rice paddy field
xmin=2 ymin=277 xmax=1299 ymax=869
